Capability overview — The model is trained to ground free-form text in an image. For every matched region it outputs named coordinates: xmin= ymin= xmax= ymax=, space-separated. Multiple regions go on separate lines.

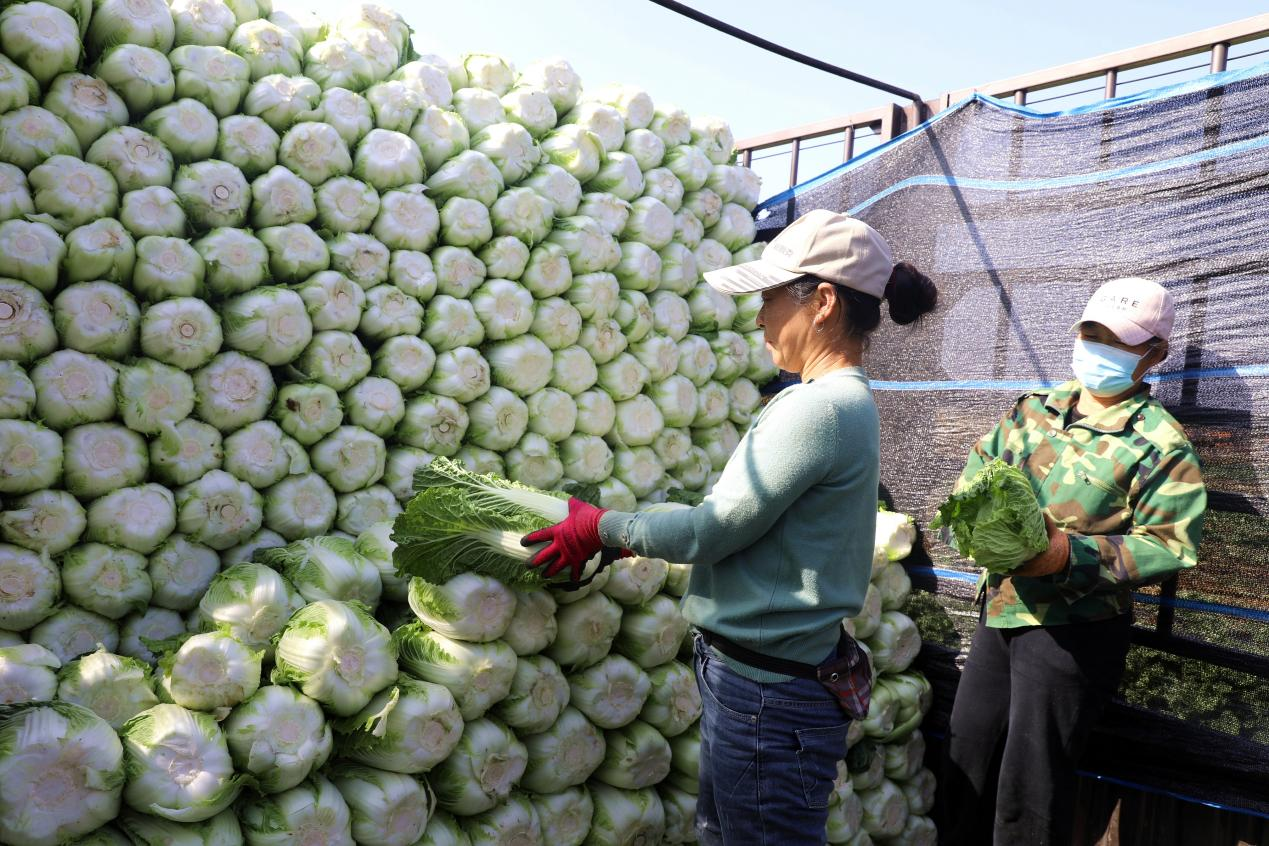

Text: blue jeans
xmin=692 ymin=634 xmax=851 ymax=845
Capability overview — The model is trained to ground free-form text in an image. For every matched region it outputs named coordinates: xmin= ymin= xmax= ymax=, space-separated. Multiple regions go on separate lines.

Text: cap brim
xmin=1070 ymin=317 xmax=1154 ymax=346
xmin=703 ymin=259 xmax=804 ymax=295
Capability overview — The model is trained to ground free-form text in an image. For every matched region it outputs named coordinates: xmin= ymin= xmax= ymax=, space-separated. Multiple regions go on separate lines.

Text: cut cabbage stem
xmin=433 ymin=526 xmax=601 ymax=581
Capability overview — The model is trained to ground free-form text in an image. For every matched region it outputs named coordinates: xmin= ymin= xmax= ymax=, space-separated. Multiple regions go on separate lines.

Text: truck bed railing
xmin=737 ymin=13 xmax=1269 ymax=191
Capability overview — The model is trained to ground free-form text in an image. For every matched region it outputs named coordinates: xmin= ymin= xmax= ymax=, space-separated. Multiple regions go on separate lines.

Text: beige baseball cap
xmin=1073 ymin=277 xmax=1175 ymax=345
xmin=703 ymin=209 xmax=895 ymax=298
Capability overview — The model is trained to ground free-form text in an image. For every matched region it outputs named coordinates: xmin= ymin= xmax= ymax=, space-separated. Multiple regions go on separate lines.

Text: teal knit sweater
xmin=599 ymin=367 xmax=879 ymax=682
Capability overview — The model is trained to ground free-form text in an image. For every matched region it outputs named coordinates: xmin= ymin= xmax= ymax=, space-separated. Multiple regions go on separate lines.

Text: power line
xmin=644 ymin=0 xmax=924 ymax=104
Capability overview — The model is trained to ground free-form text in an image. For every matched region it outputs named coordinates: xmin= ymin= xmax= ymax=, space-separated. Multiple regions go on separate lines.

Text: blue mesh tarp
xmin=755 ymin=62 xmax=1269 ymax=812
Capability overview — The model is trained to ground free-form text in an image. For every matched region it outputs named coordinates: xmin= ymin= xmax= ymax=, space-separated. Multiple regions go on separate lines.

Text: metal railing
xmin=737 ymin=13 xmax=1269 ymax=192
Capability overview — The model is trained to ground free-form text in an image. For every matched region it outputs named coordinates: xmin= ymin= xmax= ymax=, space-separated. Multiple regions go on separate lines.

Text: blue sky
xmin=304 ymin=0 xmax=1269 ymax=197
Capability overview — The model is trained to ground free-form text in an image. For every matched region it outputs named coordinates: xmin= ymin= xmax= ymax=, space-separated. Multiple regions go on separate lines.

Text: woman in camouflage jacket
xmin=941 ymin=277 xmax=1207 ymax=846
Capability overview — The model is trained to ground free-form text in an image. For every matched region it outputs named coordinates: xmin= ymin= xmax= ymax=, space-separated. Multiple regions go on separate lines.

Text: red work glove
xmin=521 ymin=497 xmax=608 ymax=582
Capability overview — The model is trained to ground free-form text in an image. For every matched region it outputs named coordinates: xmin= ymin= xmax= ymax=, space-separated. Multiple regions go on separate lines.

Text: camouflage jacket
xmin=957 ymin=380 xmax=1206 ymax=628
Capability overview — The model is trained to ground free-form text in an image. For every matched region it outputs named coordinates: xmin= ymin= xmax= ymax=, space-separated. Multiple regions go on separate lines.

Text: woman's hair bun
xmin=885 ymin=261 xmax=938 ymax=326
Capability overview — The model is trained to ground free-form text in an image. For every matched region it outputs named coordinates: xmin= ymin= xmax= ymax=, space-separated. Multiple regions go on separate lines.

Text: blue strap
xmin=911 ymin=566 xmax=1269 ymax=623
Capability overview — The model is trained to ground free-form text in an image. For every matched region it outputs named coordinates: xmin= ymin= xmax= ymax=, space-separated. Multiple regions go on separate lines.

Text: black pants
xmin=940 ymin=613 xmax=1132 ymax=846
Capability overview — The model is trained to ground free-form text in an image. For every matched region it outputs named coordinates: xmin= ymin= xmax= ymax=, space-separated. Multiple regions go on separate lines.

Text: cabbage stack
xmin=0 ymin=0 xmax=772 ymax=679
xmin=0 ymin=517 xmax=704 ymax=845
xmin=0 ymin=0 xmax=772 ymax=839
xmin=0 ymin=0 xmax=943 ymax=838
xmin=0 ymin=508 xmax=937 ymax=846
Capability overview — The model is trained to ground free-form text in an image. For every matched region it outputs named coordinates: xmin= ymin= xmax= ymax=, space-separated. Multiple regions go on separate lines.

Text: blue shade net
xmin=755 ymin=62 xmax=1269 ymax=809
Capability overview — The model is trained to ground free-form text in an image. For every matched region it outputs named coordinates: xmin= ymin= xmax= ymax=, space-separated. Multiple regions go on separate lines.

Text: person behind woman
xmin=940 ymin=277 xmax=1207 ymax=846
xmin=521 ymin=209 xmax=938 ymax=845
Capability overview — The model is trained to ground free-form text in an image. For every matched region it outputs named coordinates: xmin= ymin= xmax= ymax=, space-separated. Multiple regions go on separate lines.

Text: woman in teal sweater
xmin=523 ymin=209 xmax=937 ymax=845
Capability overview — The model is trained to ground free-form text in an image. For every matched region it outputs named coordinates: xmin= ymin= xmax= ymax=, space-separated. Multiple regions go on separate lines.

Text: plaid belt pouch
xmin=814 ymin=636 xmax=872 ymax=721
xmin=697 ymin=627 xmax=873 ymax=721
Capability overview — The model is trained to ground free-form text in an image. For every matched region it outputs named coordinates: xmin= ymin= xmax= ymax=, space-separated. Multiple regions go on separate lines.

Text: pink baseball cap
xmin=703 ymin=209 xmax=894 ymax=298
xmin=1073 ymin=277 xmax=1175 ymax=345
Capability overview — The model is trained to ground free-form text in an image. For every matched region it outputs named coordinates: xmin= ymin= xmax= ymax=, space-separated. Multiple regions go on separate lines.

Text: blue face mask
xmin=1071 ymin=338 xmax=1146 ymax=397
